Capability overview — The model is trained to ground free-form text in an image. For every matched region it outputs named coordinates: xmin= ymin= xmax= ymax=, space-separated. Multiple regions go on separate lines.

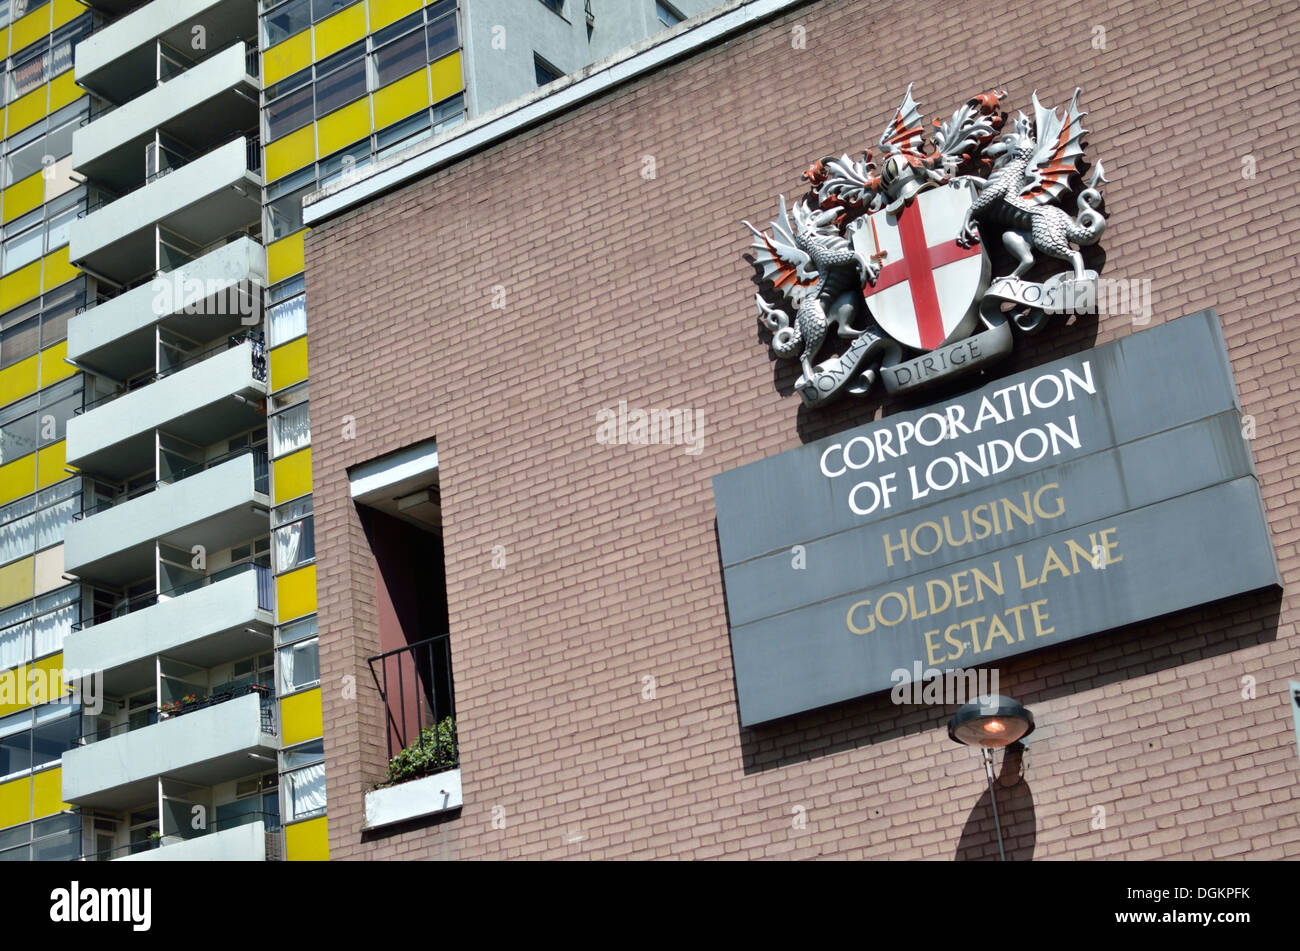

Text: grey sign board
xmin=714 ymin=311 xmax=1280 ymax=726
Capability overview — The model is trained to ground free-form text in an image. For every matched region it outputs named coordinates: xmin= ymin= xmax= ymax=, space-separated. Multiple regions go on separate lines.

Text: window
xmin=1 ymin=188 xmax=85 ymax=275
xmin=269 ymin=384 xmax=310 ymax=458
xmin=534 ymin=55 xmax=562 ymax=88
xmin=3 ymin=15 xmax=91 ymax=104
xmin=0 ymin=701 xmax=77 ymax=781
xmin=425 ymin=1 xmax=457 ymax=61
xmin=280 ymin=738 xmax=325 ymax=820
xmin=263 ymin=2 xmax=459 ymax=143
xmin=0 ymin=477 xmax=80 ymax=566
xmin=0 ymin=584 xmax=78 ymax=668
xmin=267 ymin=276 xmax=306 ymax=347
xmin=262 ymin=0 xmax=311 ymax=46
xmin=0 ymin=811 xmax=78 ymax=862
xmin=2 ymin=100 xmax=86 ymax=187
xmin=372 ymin=14 xmax=426 ymax=87
xmin=0 ymin=374 xmax=83 ymax=462
xmin=656 ymin=1 xmax=684 ymax=27
xmin=432 ymin=92 xmax=465 ymax=134
xmin=313 ymin=42 xmax=366 ymax=117
xmin=264 ymin=70 xmax=314 ymax=141
xmin=318 ymin=141 xmax=369 ymax=188
xmin=273 ymin=497 xmax=315 ymax=573
xmin=265 ymin=168 xmax=314 ymax=241
xmin=276 ymin=615 xmax=320 ymax=694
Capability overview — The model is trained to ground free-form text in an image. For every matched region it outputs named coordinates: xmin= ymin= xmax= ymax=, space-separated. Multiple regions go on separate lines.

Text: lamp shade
xmin=947 ymin=695 xmax=1035 ymax=749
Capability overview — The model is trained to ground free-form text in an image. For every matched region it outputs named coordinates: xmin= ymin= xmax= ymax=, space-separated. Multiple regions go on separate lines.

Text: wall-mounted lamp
xmin=948 ymin=695 xmax=1034 ymax=861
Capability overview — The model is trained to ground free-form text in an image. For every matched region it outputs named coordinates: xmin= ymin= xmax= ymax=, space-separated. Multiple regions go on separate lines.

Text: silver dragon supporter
xmin=745 ymin=86 xmax=1110 ymax=409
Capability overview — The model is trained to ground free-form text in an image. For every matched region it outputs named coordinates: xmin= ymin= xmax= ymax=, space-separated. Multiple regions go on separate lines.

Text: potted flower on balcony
xmin=161 ymin=694 xmax=203 ymax=717
xmin=376 ymin=717 xmax=458 ymax=789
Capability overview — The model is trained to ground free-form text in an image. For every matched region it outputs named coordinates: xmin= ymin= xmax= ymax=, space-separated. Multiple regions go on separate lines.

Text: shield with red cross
xmin=852 ymin=184 xmax=990 ymax=352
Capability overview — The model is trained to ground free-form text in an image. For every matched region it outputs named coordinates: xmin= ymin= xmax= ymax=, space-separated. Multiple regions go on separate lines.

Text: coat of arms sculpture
xmin=745 ymin=87 xmax=1108 ymax=408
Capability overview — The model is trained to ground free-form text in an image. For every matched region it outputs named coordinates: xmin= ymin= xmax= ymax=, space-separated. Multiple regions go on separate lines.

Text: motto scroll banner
xmin=713 ymin=311 xmax=1279 ymax=726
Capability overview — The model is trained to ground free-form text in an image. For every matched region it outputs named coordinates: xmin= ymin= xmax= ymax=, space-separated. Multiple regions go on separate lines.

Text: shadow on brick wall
xmin=953 ymin=746 xmax=1037 ymax=861
xmin=736 ymin=585 xmax=1283 ymax=776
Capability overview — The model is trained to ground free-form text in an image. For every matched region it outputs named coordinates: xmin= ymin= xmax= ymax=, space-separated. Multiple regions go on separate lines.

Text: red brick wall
xmin=303 ymin=0 xmax=1300 ymax=859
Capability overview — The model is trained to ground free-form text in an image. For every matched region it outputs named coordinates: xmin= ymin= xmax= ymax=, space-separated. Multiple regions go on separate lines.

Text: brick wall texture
xmin=303 ymin=0 xmax=1300 ymax=859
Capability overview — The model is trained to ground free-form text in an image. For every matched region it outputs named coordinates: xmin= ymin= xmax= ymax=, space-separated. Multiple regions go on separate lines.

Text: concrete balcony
xmin=70 ymin=137 xmax=261 ymax=285
xmin=75 ymin=0 xmax=258 ymax=103
xmin=73 ymin=43 xmax=259 ymax=196
xmin=63 ymin=564 xmax=272 ymax=695
xmin=62 ymin=691 xmax=277 ymax=810
xmin=67 ymin=238 xmax=266 ymax=380
xmin=65 ymin=336 xmax=267 ymax=481
xmin=64 ymin=452 xmax=270 ymax=587
xmin=117 ymin=820 xmax=269 ymax=861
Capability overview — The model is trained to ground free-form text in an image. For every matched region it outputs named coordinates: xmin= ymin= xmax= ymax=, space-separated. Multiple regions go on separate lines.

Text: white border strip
xmin=348 ymin=439 xmax=438 ymax=499
xmin=303 ymin=0 xmax=805 ymax=226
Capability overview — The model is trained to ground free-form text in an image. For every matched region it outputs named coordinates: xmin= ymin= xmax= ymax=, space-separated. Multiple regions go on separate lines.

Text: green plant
xmin=379 ymin=717 xmax=457 ymax=788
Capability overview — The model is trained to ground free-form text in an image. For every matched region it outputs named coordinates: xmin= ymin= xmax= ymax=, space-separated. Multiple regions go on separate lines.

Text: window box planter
xmin=363 ymin=768 xmax=462 ymax=830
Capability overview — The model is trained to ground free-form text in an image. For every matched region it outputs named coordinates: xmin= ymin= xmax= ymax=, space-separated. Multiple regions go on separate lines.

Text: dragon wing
xmin=1019 ymin=88 xmax=1088 ymax=204
xmin=743 ymin=194 xmax=816 ymax=306
xmin=877 ymin=83 xmax=927 ymax=162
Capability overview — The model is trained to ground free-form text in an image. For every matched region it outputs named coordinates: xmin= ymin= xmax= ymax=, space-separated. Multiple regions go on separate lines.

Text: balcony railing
xmin=75 ymin=446 xmax=269 ymax=519
xmin=78 ymin=681 xmax=275 ymax=746
xmin=159 ymin=681 xmax=273 ymax=731
xmin=72 ymin=561 xmax=272 ymax=631
xmin=367 ymin=634 xmax=457 ymax=765
xmin=80 ymin=810 xmax=281 ymax=861
xmin=75 ymin=332 xmax=267 ymax=415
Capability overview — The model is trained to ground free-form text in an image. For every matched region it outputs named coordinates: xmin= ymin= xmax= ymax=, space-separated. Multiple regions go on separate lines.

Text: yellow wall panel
xmin=0 ymin=259 xmax=41 ymax=312
xmin=285 ymin=814 xmax=329 ymax=860
xmin=0 ymin=354 xmax=39 ymax=409
xmin=276 ymin=564 xmax=317 ymax=622
xmin=280 ymin=686 xmax=323 ymax=746
xmin=31 ymin=767 xmax=67 ymax=818
xmin=51 ymin=0 xmax=83 ymax=30
xmin=429 ymin=51 xmax=463 ymax=103
xmin=5 ymin=83 xmax=46 ymax=137
xmin=0 ymin=558 xmax=34 ymax=610
xmin=264 ymin=123 xmax=316 ymax=183
xmin=10 ymin=6 xmax=50 ymax=54
xmin=371 ymin=0 xmax=422 ymax=30
xmin=263 ymin=29 xmax=313 ymax=87
xmin=29 ymin=654 xmax=66 ymax=697
xmin=313 ymin=2 xmax=366 ymax=59
xmin=0 ymin=453 xmax=36 ymax=507
xmin=2 ymin=172 xmax=43 ymax=224
xmin=273 ymin=447 xmax=313 ymax=504
xmin=316 ymin=98 xmax=370 ymax=157
xmin=372 ymin=68 xmax=430 ymax=130
xmin=268 ymin=230 xmax=307 ymax=284
xmin=47 ymin=71 xmax=81 ymax=114
xmin=41 ymin=246 xmax=78 ymax=293
xmin=0 ymin=776 xmax=30 ymax=830
xmin=38 ymin=340 xmax=74 ymax=388
xmin=269 ymin=336 xmax=309 ymax=392
xmin=36 ymin=441 xmax=66 ymax=489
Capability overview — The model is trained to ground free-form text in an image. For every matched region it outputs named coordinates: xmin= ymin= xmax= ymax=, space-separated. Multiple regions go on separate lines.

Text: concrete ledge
xmin=118 ymin=820 xmax=266 ymax=861
xmin=363 ymin=769 xmax=462 ymax=830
